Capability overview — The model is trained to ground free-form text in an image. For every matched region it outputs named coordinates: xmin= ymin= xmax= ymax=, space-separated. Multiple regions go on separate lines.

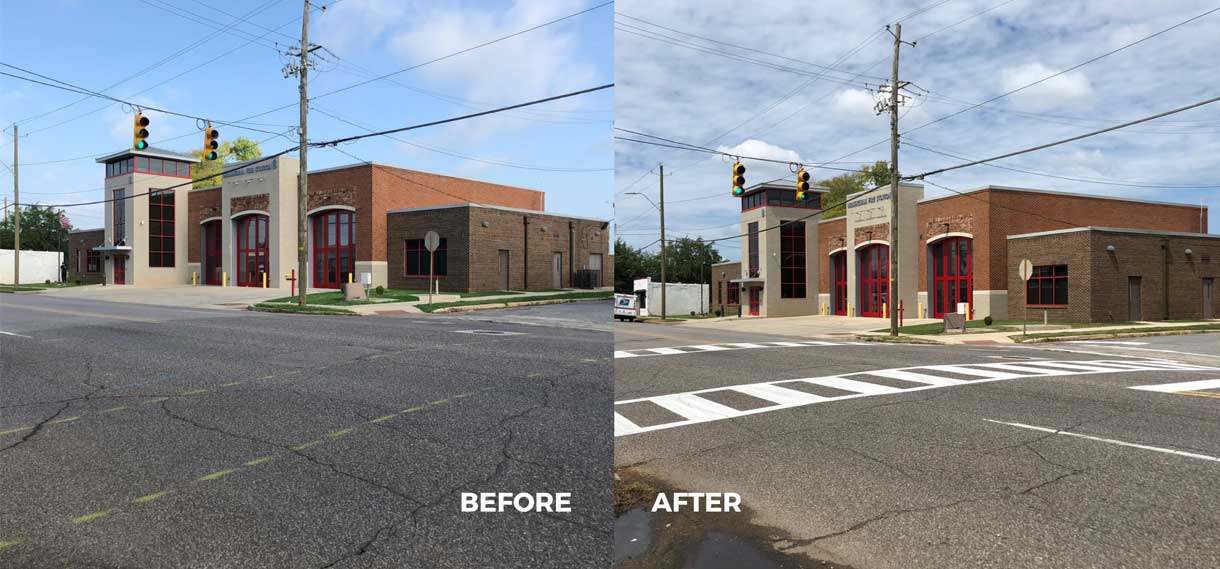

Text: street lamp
xmin=625 ymin=175 xmax=668 ymax=319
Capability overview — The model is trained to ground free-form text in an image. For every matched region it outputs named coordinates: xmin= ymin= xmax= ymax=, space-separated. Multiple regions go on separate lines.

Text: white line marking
xmin=984 ymin=419 xmax=1220 ymax=463
xmin=0 ymin=330 xmax=33 ymax=338
xmin=725 ymin=343 xmax=767 ymax=349
xmin=1023 ymin=361 xmax=1138 ymax=373
xmin=919 ymin=365 xmax=1022 ymax=380
xmin=1068 ymin=341 xmax=1149 ymax=345
xmin=1129 ymin=379 xmax=1220 ymax=393
xmin=646 ymin=347 xmax=687 ymax=355
xmin=615 ymin=413 xmax=642 ymax=437
xmin=768 ymin=342 xmax=808 ymax=347
xmin=649 ymin=393 xmax=741 ymax=421
xmin=797 ymin=377 xmax=904 ymax=395
xmin=867 ymin=369 xmax=967 ymax=386
xmin=688 ymin=344 xmax=731 ymax=352
xmin=730 ymin=383 xmax=826 ymax=406
xmin=972 ymin=362 xmax=1079 ymax=375
xmin=614 ymin=350 xmax=639 ymax=359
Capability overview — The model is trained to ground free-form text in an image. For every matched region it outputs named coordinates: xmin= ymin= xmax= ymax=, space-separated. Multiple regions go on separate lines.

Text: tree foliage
xmin=819 ymin=160 xmax=891 ymax=219
xmin=613 ymin=237 xmax=725 ymax=292
xmin=190 ymin=137 xmax=264 ymax=189
xmin=0 ymin=206 xmax=72 ymax=251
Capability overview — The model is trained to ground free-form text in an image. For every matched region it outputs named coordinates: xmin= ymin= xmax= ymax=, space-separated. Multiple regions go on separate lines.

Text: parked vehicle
xmin=613 ymin=293 xmax=640 ymax=321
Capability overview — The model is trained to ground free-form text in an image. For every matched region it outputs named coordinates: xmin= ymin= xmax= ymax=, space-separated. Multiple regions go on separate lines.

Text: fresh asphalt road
xmin=0 ymin=294 xmax=612 ymax=568
xmin=614 ymin=323 xmax=1220 ymax=568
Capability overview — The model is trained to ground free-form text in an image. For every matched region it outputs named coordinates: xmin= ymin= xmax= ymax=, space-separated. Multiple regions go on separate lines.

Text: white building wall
xmin=0 ymin=250 xmax=61 ymax=284
xmin=633 ymin=278 xmax=709 ymax=316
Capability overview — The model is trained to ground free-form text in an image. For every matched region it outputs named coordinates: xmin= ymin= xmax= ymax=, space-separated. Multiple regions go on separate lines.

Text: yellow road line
xmin=0 ymin=540 xmax=22 ymax=551
xmin=1180 ymin=390 xmax=1220 ymax=400
xmin=131 ymin=490 xmax=173 ymax=504
xmin=46 ymin=416 xmax=80 ymax=425
xmin=327 ymin=428 xmax=355 ymax=439
xmin=72 ymin=510 xmax=114 ymax=524
xmin=99 ymin=406 xmax=129 ymax=414
xmin=400 ymin=405 xmax=426 ymax=414
xmin=370 ymin=415 xmax=396 ymax=424
xmin=0 ymin=426 xmax=33 ymax=437
xmin=243 ymin=456 xmax=275 ymax=467
xmin=428 ymin=399 xmax=449 ymax=406
xmin=197 ymin=468 xmax=237 ymax=482
xmin=179 ymin=389 xmax=210 ymax=396
xmin=290 ymin=440 xmax=323 ymax=451
xmin=142 ymin=397 xmax=170 ymax=405
xmin=219 ymin=381 xmax=242 ymax=387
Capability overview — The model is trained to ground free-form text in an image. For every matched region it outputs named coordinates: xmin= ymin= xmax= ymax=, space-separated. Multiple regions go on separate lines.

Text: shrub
xmin=983 ymin=316 xmax=994 ymax=326
xmin=374 ymin=285 xmax=385 ymax=296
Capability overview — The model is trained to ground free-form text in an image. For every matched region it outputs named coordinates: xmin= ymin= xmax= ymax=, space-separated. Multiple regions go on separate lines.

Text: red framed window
xmin=148 ymin=189 xmax=175 ymax=267
xmin=312 ymin=210 xmax=356 ymax=289
xmin=728 ymin=282 xmax=740 ymax=304
xmin=236 ymin=215 xmax=269 ymax=287
xmin=1027 ymin=265 xmax=1068 ymax=306
xmin=858 ymin=244 xmax=889 ymax=317
xmin=112 ymin=189 xmax=126 ymax=244
xmin=931 ymin=237 xmax=972 ymax=317
xmin=404 ymin=238 xmax=447 ymax=277
xmin=747 ymin=222 xmax=760 ymax=278
xmin=86 ymin=250 xmax=101 ymax=273
xmin=202 ymin=220 xmax=222 ymax=285
xmin=831 ymin=251 xmax=846 ymax=315
xmin=107 ymin=157 xmax=190 ymax=179
xmin=780 ymin=221 xmax=806 ymax=298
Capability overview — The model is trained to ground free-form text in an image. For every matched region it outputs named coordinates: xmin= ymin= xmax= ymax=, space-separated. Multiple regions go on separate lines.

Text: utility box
xmin=343 ymin=282 xmax=368 ymax=301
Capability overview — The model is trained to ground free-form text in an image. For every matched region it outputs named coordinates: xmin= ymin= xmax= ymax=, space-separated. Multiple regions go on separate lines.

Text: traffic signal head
xmin=796 ymin=168 xmax=811 ymax=200
xmin=133 ymin=113 xmax=150 ymax=150
xmin=203 ymin=125 xmax=220 ymax=161
xmin=731 ymin=161 xmax=746 ymax=197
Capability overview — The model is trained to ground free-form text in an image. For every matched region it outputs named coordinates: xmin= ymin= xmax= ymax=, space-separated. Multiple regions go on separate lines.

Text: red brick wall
xmin=67 ymin=229 xmax=105 ymax=284
xmin=371 ymin=165 xmax=544 ymax=263
xmin=187 ymin=187 xmax=221 ymax=264
xmin=917 ymin=193 xmax=989 ymax=291
xmin=306 ymin=166 xmax=375 ymax=262
xmin=817 ymin=218 xmax=846 ymax=293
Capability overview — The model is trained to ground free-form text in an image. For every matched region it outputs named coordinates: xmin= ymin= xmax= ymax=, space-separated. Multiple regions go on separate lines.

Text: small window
xmin=150 ymin=158 xmax=163 ymax=174
xmin=86 ymin=250 xmax=101 ymax=273
xmin=1026 ymin=264 xmax=1068 ymax=306
xmin=137 ymin=156 xmax=149 ymax=172
xmin=404 ymin=238 xmax=447 ymax=277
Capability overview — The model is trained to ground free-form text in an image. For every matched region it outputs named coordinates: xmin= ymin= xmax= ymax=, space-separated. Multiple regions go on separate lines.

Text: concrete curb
xmin=247 ymin=304 xmax=362 ymax=316
xmin=1011 ymin=328 xmax=1220 ymax=343
xmin=431 ymin=297 xmax=608 ymax=313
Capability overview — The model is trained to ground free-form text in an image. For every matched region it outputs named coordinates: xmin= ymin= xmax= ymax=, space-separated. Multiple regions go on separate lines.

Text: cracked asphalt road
xmin=614 ymin=323 xmax=1220 ymax=568
xmin=0 ymin=294 xmax=612 ymax=568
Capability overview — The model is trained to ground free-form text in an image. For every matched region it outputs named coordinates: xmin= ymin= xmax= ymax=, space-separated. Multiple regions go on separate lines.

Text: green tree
xmin=662 ymin=236 xmax=725 ymax=284
xmin=0 ymin=206 xmax=72 ymax=251
xmin=819 ymin=160 xmax=890 ymax=219
xmin=190 ymin=136 xmax=264 ymax=189
xmin=614 ymin=238 xmax=654 ymax=292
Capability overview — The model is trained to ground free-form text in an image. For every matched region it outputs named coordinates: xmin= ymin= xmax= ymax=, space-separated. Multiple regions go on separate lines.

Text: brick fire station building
xmin=67 ymin=147 xmax=609 ymax=292
xmin=712 ymin=183 xmax=1217 ymax=323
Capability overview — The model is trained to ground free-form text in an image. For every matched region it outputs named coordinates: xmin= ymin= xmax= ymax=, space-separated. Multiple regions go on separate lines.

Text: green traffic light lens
xmin=207 ymin=151 xmax=218 ymax=160
xmin=135 ymin=140 xmax=148 ymax=150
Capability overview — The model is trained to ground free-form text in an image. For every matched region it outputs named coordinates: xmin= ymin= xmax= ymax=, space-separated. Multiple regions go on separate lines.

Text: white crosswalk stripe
xmin=615 ymin=359 xmax=1219 ymax=437
xmin=614 ymin=339 xmax=864 ymax=359
xmin=1128 ymin=378 xmax=1220 ymax=393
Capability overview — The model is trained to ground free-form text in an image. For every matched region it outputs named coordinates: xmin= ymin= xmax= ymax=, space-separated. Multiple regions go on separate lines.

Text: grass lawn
xmin=417 ymin=290 xmax=612 ymax=313
xmin=264 ymin=289 xmax=419 ymax=306
xmin=878 ymin=319 xmax=1144 ymax=335
xmin=1016 ymin=323 xmax=1220 ymax=341
xmin=249 ymin=303 xmax=357 ymax=315
xmin=458 ymin=290 xmax=522 ymax=298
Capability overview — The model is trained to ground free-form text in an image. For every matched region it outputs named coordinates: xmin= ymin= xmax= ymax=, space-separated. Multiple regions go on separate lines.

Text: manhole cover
xmin=454 ymin=330 xmax=525 ymax=336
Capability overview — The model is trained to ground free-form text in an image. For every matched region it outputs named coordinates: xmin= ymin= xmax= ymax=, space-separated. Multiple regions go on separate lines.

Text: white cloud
xmin=716 ymin=139 xmax=804 ymax=164
xmin=315 ymin=0 xmax=407 ymax=54
xmin=998 ymin=62 xmax=1095 ymax=111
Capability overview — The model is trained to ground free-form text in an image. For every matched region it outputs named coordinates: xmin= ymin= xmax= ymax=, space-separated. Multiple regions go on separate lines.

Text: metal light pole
xmin=625 ymin=185 xmax=667 ymax=320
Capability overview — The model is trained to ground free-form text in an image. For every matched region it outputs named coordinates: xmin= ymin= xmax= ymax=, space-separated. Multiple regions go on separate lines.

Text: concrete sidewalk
xmin=861 ymin=319 xmax=1220 ymax=344
xmin=667 ymin=313 xmax=942 ymax=338
xmin=32 ymin=284 xmax=329 ymax=310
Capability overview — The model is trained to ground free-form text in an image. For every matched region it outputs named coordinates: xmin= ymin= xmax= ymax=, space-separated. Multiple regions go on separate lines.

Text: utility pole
xmin=658 ymin=163 xmax=667 ymax=320
xmin=887 ymin=24 xmax=903 ymax=337
xmin=289 ymin=0 xmax=313 ymax=306
xmin=12 ymin=124 xmax=19 ymax=290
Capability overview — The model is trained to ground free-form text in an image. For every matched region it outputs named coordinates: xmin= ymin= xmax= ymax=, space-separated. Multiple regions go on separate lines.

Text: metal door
xmin=1128 ymin=276 xmax=1142 ymax=321
xmin=1204 ymin=278 xmax=1214 ymax=319
xmin=498 ymin=250 xmax=509 ymax=290
xmin=202 ymin=220 xmax=222 ymax=285
xmin=552 ymin=253 xmax=562 ymax=289
xmin=748 ymin=287 xmax=761 ymax=316
xmin=113 ymin=254 xmax=126 ymax=285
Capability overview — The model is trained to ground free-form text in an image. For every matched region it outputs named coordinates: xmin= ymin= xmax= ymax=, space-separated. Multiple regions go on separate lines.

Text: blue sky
xmin=614 ymin=0 xmax=1220 ymax=259
xmin=0 ymin=0 xmax=613 ymax=230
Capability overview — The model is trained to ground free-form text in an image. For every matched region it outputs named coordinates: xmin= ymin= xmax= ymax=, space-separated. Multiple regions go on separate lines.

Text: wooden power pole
xmin=658 ymin=163 xmax=667 ymax=320
xmin=888 ymin=24 xmax=902 ymax=337
xmin=12 ymin=124 xmax=18 ymax=290
xmin=296 ymin=0 xmax=310 ymax=306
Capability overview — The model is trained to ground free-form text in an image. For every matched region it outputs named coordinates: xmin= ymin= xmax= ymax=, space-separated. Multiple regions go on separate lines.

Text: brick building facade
xmin=1008 ymin=227 xmax=1219 ymax=323
xmin=66 ymin=228 xmax=105 ymax=285
xmin=716 ymin=183 xmax=1210 ymax=322
xmin=386 ymin=204 xmax=610 ymax=293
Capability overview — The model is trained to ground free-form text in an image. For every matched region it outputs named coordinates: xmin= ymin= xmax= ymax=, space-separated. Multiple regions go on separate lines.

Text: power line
xmin=313 ymin=84 xmax=613 ymax=148
xmin=906 ymin=94 xmax=1220 ymax=180
xmin=911 ymin=0 xmax=1018 ymax=42
xmin=37 ymin=83 xmax=613 ymax=208
xmin=902 ymin=140 xmax=1220 ymax=189
xmin=612 ymin=130 xmax=861 ymax=172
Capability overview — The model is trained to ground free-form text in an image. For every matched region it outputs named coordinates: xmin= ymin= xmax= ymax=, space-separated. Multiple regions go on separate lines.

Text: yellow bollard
xmin=348 ymin=272 xmax=353 ymax=284
xmin=847 ymin=303 xmax=852 ymax=317
xmin=192 ymin=272 xmax=197 ymax=286
xmin=967 ymin=302 xmax=972 ymax=321
xmin=222 ymin=272 xmax=227 ymax=287
xmin=918 ymin=302 xmax=924 ymax=319
xmin=883 ymin=302 xmax=888 ymax=319
xmin=262 ymin=272 xmax=268 ymax=289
